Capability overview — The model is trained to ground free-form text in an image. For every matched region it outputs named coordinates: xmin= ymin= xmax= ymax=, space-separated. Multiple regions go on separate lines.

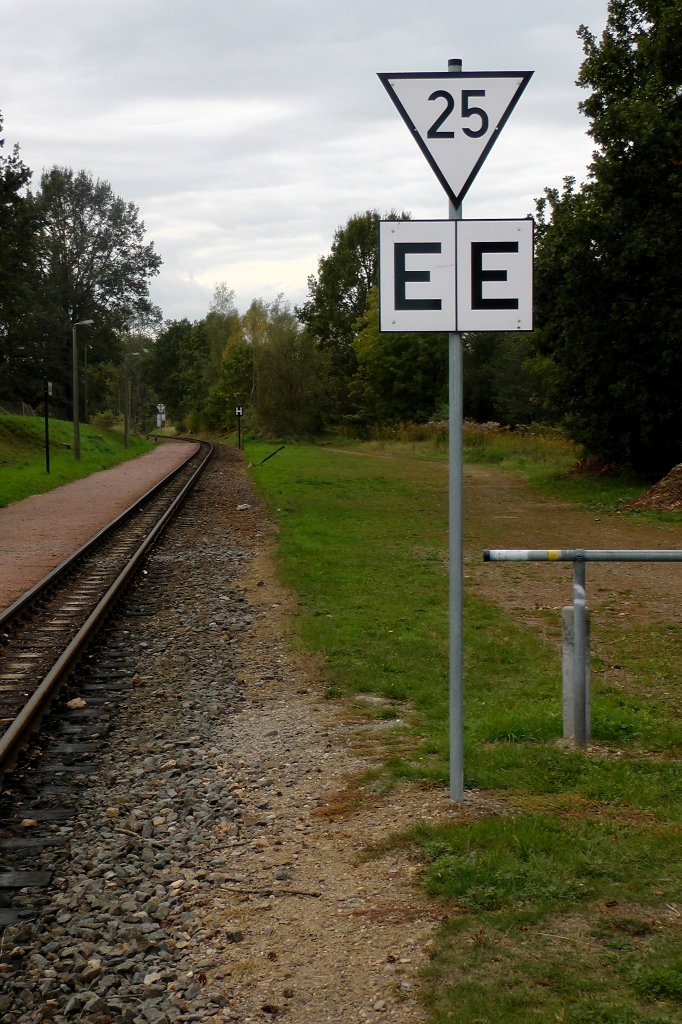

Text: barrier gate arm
xmin=483 ymin=548 xmax=682 ymax=748
xmin=484 ymin=548 xmax=682 ymax=562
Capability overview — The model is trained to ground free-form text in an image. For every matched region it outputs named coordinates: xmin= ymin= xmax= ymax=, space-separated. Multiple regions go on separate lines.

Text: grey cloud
xmin=4 ymin=0 xmax=607 ymax=321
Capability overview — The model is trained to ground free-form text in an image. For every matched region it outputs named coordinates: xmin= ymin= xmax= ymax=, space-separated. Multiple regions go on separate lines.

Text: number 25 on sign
xmin=378 ymin=71 xmax=533 ymax=208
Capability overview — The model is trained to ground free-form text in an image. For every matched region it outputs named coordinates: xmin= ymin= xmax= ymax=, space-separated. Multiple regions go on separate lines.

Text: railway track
xmin=0 ymin=438 xmax=213 ymax=781
xmin=0 ymin=439 xmax=214 ymax=927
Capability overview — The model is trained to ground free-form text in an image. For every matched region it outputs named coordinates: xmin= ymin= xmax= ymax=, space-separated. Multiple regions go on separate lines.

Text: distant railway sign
xmin=378 ymin=71 xmax=533 ymax=207
xmin=235 ymin=406 xmax=243 ymax=417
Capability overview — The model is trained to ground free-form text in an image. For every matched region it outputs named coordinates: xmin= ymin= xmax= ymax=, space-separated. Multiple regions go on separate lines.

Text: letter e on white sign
xmin=456 ymin=219 xmax=533 ymax=331
xmin=379 ymin=221 xmax=456 ymax=332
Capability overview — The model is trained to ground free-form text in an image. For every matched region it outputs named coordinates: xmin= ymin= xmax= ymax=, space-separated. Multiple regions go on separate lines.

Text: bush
xmin=90 ymin=410 xmax=121 ymax=430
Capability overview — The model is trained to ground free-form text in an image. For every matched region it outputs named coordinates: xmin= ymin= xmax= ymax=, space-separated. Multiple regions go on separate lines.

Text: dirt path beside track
xmin=192 ymin=454 xmax=681 ymax=1020
xmin=463 ymin=462 xmax=682 ymax=641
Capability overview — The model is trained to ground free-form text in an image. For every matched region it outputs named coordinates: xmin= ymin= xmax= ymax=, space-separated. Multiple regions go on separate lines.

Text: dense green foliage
xmin=150 ymin=294 xmax=328 ymax=435
xmin=534 ymin=0 xmax=682 ymax=476
xmin=0 ymin=120 xmax=161 ymax=427
xmin=296 ymin=210 xmax=387 ymax=417
xmin=351 ymin=287 xmax=449 ymax=426
xmin=0 ymin=114 xmax=40 ymax=394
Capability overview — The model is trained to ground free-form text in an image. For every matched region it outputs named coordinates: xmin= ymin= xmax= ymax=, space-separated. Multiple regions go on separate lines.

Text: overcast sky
xmin=3 ymin=0 xmax=608 ymax=323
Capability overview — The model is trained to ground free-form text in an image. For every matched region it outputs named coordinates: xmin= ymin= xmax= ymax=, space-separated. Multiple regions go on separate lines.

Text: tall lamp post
xmin=83 ymin=343 xmax=91 ymax=424
xmin=72 ymin=319 xmax=94 ymax=461
xmin=123 ymin=351 xmax=139 ymax=448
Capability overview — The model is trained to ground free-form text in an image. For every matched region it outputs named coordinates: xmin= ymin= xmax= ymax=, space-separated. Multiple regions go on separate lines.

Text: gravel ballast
xmin=0 ymin=446 xmax=448 ymax=1024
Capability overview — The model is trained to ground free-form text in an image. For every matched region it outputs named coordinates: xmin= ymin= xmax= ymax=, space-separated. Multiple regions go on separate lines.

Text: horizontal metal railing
xmin=484 ymin=548 xmax=682 ymax=746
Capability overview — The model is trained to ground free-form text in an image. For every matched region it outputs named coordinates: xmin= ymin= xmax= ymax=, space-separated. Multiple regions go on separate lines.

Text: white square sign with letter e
xmin=456 ymin=218 xmax=533 ymax=331
xmin=379 ymin=220 xmax=456 ymax=332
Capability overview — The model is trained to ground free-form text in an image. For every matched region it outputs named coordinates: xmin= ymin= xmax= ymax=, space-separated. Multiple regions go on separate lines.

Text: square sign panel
xmin=380 ymin=219 xmax=533 ymax=332
xmin=379 ymin=220 xmax=456 ymax=332
xmin=456 ymin=219 xmax=533 ymax=331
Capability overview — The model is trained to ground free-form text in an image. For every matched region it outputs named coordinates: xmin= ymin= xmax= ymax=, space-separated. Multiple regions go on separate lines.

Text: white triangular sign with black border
xmin=379 ymin=71 xmax=533 ymax=208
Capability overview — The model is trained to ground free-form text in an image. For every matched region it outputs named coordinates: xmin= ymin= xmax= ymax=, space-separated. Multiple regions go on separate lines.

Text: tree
xmin=351 ymin=287 xmax=448 ymax=426
xmin=297 ymin=209 xmax=408 ymax=418
xmin=200 ymin=284 xmax=241 ymax=429
xmin=462 ymin=332 xmax=540 ymax=426
xmin=253 ymin=298 xmax=327 ymax=436
xmin=534 ymin=1 xmax=682 ymax=476
xmin=36 ymin=167 xmax=162 ymax=330
xmin=216 ymin=331 xmax=254 ymax=413
xmin=28 ymin=167 xmax=163 ymax=415
xmin=146 ymin=319 xmax=195 ymax=425
xmin=0 ymin=112 xmax=40 ymax=403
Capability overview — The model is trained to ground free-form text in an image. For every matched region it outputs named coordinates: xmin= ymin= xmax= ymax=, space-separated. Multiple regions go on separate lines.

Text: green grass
xmin=460 ymin=422 xmax=657 ymax=513
xmin=0 ymin=414 xmax=154 ymax=507
xmin=247 ymin=436 xmax=682 ymax=1023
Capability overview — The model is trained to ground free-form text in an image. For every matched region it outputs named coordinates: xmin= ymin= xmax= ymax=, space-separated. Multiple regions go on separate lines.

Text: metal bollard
xmin=562 ymin=606 xmax=591 ymax=742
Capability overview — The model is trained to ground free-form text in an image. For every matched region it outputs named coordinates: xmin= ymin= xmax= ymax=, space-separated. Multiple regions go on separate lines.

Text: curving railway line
xmin=0 ymin=439 xmax=213 ymax=782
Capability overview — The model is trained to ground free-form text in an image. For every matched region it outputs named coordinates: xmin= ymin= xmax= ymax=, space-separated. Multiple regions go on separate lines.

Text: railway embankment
xmin=0 ymin=445 xmax=443 ymax=1024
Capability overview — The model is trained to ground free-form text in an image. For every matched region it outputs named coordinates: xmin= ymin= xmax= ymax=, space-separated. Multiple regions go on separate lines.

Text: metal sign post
xmin=235 ymin=406 xmax=243 ymax=450
xmin=447 ymin=57 xmax=464 ymax=803
xmin=378 ymin=57 xmax=533 ymax=800
xmin=43 ymin=379 xmax=52 ymax=475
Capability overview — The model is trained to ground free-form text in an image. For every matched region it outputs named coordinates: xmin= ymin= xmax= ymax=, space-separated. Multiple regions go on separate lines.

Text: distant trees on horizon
xmin=2 ymin=1 xmax=681 ymax=478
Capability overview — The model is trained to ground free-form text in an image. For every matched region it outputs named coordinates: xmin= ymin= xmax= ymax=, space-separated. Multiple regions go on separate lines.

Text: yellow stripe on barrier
xmin=548 ymin=549 xmax=561 ymax=561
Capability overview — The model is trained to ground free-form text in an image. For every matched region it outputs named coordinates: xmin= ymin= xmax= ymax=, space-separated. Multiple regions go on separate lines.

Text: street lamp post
xmin=72 ymin=319 xmax=94 ymax=461
xmin=123 ymin=351 xmax=139 ymax=448
xmin=83 ymin=343 xmax=90 ymax=424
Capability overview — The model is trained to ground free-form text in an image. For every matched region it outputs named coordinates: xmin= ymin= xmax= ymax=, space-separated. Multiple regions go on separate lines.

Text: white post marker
xmin=378 ymin=59 xmax=533 ymax=801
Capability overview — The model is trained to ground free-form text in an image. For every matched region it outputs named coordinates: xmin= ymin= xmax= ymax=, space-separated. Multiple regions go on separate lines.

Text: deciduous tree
xmin=0 ymin=113 xmax=40 ymax=403
xmin=351 ymin=287 xmax=447 ymax=426
xmin=534 ymin=0 xmax=682 ymax=476
xmin=30 ymin=167 xmax=162 ymax=415
xmin=297 ymin=209 xmax=408 ymax=418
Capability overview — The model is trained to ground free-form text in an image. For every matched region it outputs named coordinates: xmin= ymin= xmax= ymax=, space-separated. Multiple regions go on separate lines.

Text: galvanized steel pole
xmin=448 ymin=56 xmax=464 ymax=801
xmin=72 ymin=323 xmax=81 ymax=462
xmin=572 ymin=558 xmax=587 ymax=747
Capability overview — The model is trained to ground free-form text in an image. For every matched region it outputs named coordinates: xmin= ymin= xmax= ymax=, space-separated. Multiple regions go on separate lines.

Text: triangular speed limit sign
xmin=379 ymin=71 xmax=533 ymax=208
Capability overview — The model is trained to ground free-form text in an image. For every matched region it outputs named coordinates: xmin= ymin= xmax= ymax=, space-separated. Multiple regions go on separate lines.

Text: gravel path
xmin=0 ymin=446 xmax=454 ymax=1023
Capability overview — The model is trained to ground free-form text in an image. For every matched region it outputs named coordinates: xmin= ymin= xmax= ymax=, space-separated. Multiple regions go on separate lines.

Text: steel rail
xmin=0 ymin=440 xmax=213 ymax=775
xmin=0 ymin=440 xmax=208 ymax=634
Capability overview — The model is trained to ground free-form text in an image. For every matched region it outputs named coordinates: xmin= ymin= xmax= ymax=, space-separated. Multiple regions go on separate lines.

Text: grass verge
xmin=0 ymin=414 xmax=154 ymax=507
xmin=247 ymin=437 xmax=682 ymax=1023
